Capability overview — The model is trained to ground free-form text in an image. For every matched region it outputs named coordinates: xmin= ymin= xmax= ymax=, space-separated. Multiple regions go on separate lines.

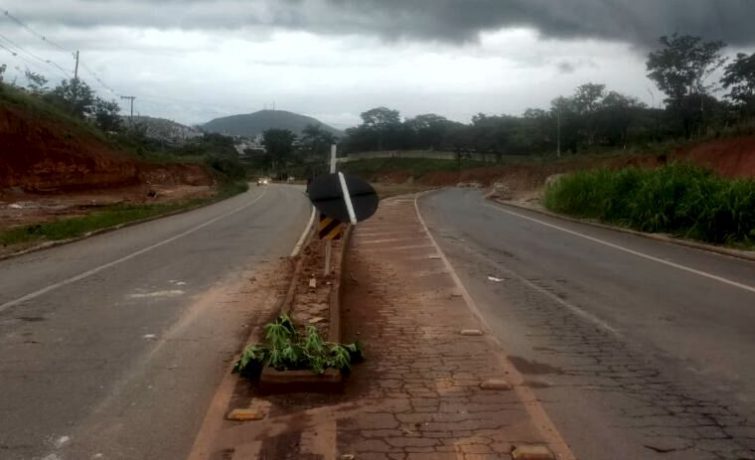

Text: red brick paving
xmin=200 ymin=196 xmax=567 ymax=460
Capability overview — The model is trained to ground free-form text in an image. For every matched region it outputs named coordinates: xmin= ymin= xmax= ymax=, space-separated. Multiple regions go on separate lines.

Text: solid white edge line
xmin=291 ymin=205 xmax=317 ymax=257
xmin=413 ymin=191 xmax=576 ymax=460
xmin=0 ymin=188 xmax=269 ymax=314
xmin=485 ymin=202 xmax=755 ymax=295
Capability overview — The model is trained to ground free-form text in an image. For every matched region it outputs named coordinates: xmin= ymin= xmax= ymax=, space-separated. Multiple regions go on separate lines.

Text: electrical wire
xmin=3 ymin=10 xmax=70 ymax=53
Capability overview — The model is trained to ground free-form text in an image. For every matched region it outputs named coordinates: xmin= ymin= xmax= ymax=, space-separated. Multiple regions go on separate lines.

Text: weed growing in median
xmin=544 ymin=163 xmax=755 ymax=246
xmin=233 ymin=314 xmax=364 ymax=378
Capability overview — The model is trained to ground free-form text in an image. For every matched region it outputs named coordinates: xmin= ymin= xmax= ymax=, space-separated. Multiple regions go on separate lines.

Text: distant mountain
xmin=201 ymin=110 xmax=343 ymax=138
xmin=126 ymin=116 xmax=202 ymax=144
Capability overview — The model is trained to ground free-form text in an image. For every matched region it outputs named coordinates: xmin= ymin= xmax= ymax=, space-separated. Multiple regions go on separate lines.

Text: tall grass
xmin=544 ymin=164 xmax=755 ymax=246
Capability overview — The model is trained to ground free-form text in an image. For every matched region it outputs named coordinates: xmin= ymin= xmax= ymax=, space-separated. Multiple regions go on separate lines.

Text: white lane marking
xmin=0 ymin=189 xmax=268 ymax=314
xmin=291 ymin=205 xmax=316 ymax=257
xmin=485 ymin=203 xmax=755 ymax=295
xmin=129 ymin=290 xmax=185 ymax=299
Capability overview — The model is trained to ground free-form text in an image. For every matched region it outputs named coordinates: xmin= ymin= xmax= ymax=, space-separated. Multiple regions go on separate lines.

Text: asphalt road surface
xmin=419 ymin=188 xmax=755 ymax=460
xmin=0 ymin=184 xmax=311 ymax=460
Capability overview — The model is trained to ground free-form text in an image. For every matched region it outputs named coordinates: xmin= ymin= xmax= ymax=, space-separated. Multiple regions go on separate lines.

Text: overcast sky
xmin=2 ymin=0 xmax=755 ymax=128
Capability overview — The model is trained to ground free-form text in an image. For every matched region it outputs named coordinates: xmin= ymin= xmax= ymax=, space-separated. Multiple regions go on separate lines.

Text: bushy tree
xmin=262 ymin=129 xmax=297 ymax=173
xmin=24 ymin=70 xmax=48 ymax=94
xmin=48 ymin=78 xmax=96 ymax=117
xmin=722 ymin=52 xmax=755 ymax=116
xmin=647 ymin=34 xmax=727 ymax=102
xmin=646 ymin=34 xmax=727 ymax=137
xmin=92 ymin=98 xmax=122 ymax=132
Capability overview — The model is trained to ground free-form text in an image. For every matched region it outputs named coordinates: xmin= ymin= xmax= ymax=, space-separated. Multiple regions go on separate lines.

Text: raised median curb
xmin=488 ymin=196 xmax=755 ymax=263
xmin=258 ymin=225 xmax=353 ymax=393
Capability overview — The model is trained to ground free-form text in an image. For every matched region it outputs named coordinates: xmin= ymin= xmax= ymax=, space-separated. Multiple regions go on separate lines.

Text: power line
xmin=3 ymin=10 xmax=70 ymax=53
xmin=1 ymin=9 xmax=125 ymax=98
xmin=0 ymin=40 xmax=69 ymax=80
xmin=0 ymin=32 xmax=72 ymax=78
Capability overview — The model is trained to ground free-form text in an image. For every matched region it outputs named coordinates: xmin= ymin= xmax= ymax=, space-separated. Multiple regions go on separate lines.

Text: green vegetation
xmin=233 ymin=314 xmax=363 ymax=378
xmin=0 ymin=181 xmax=248 ymax=250
xmin=341 ymin=35 xmax=755 ymax=159
xmin=544 ymin=164 xmax=755 ymax=246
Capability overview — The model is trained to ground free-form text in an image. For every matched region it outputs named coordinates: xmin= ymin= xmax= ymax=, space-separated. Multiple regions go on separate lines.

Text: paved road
xmin=0 ymin=184 xmax=311 ymax=460
xmin=419 ymin=188 xmax=755 ymax=460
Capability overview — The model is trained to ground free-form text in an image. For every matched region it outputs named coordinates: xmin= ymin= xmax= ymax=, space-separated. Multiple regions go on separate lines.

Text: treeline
xmin=342 ymin=34 xmax=755 ymax=156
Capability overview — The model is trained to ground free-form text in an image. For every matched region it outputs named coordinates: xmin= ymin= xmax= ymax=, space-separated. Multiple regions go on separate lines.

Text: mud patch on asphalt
xmin=16 ymin=316 xmax=45 ymax=322
xmin=508 ymin=356 xmax=564 ymax=375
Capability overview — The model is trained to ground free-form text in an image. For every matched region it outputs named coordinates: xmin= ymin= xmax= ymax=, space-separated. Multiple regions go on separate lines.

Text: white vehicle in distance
xmin=256 ymin=177 xmax=270 ymax=186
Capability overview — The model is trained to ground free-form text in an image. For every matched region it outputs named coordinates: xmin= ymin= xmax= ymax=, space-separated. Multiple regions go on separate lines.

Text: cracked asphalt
xmin=418 ymin=188 xmax=755 ymax=460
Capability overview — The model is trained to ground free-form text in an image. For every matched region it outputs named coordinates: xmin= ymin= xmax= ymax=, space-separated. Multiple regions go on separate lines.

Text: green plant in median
xmin=233 ymin=314 xmax=364 ymax=378
xmin=544 ymin=163 xmax=755 ymax=246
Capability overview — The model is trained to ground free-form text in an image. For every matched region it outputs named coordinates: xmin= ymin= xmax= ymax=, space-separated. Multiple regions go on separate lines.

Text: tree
xmin=24 ymin=70 xmax=48 ymax=94
xmin=262 ymin=129 xmax=297 ymax=173
xmin=404 ymin=114 xmax=454 ymax=150
xmin=360 ymin=107 xmax=401 ymax=129
xmin=722 ymin=52 xmax=755 ymax=115
xmin=360 ymin=107 xmax=401 ymax=150
xmin=596 ymin=91 xmax=646 ymax=146
xmin=300 ymin=124 xmax=336 ymax=157
xmin=646 ymin=34 xmax=727 ymax=102
xmin=573 ymin=83 xmax=606 ymax=146
xmin=92 ymin=98 xmax=122 ymax=132
xmin=0 ymin=63 xmax=7 ymax=85
xmin=647 ymin=34 xmax=727 ymax=137
xmin=48 ymin=78 xmax=96 ymax=118
xmin=299 ymin=124 xmax=337 ymax=176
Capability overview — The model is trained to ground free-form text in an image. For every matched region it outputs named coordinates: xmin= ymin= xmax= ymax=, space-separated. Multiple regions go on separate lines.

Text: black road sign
xmin=308 ymin=173 xmax=379 ymax=223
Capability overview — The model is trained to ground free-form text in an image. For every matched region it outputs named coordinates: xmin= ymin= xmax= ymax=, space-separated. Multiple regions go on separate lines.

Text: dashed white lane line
xmin=129 ymin=290 xmax=185 ymax=299
xmin=485 ymin=203 xmax=755 ymax=295
xmin=0 ymin=189 xmax=268 ymax=314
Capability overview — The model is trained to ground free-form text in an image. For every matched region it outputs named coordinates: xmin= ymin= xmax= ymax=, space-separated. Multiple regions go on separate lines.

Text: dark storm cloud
xmin=6 ymin=0 xmax=755 ymax=47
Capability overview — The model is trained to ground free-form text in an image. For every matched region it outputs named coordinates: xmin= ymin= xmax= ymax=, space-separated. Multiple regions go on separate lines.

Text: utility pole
xmin=120 ymin=96 xmax=136 ymax=124
xmin=74 ymin=50 xmax=79 ymax=80
xmin=556 ymin=109 xmax=561 ymax=158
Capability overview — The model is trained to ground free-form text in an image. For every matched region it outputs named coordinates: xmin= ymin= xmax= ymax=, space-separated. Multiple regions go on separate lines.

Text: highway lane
xmin=0 ymin=184 xmax=311 ymax=460
xmin=418 ymin=188 xmax=755 ymax=460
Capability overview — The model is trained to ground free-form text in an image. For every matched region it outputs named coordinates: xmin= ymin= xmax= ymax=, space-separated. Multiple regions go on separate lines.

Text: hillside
xmin=126 ymin=115 xmax=202 ymax=145
xmin=0 ymin=86 xmax=212 ymax=194
xmin=201 ymin=109 xmax=342 ymax=138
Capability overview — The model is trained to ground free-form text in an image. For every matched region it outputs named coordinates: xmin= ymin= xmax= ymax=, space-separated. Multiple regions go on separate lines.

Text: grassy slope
xmin=543 ymin=164 xmax=755 ymax=247
xmin=0 ymin=181 xmax=248 ymax=250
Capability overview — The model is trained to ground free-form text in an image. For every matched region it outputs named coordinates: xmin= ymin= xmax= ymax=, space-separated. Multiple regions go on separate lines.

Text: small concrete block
xmin=479 ymin=379 xmax=512 ymax=390
xmin=226 ymin=408 xmax=266 ymax=421
xmin=511 ymin=444 xmax=555 ymax=460
xmin=460 ymin=329 xmax=483 ymax=336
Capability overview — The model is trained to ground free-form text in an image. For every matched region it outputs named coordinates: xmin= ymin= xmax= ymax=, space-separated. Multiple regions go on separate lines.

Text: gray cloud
xmin=4 ymin=0 xmax=755 ymax=47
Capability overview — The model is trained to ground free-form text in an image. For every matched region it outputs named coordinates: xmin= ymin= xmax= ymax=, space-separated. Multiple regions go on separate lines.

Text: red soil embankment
xmin=675 ymin=136 xmax=755 ymax=179
xmin=0 ymin=105 xmax=213 ymax=193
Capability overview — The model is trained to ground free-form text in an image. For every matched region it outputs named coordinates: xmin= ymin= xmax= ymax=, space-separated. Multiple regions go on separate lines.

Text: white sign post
xmin=324 ymin=144 xmax=338 ymax=276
